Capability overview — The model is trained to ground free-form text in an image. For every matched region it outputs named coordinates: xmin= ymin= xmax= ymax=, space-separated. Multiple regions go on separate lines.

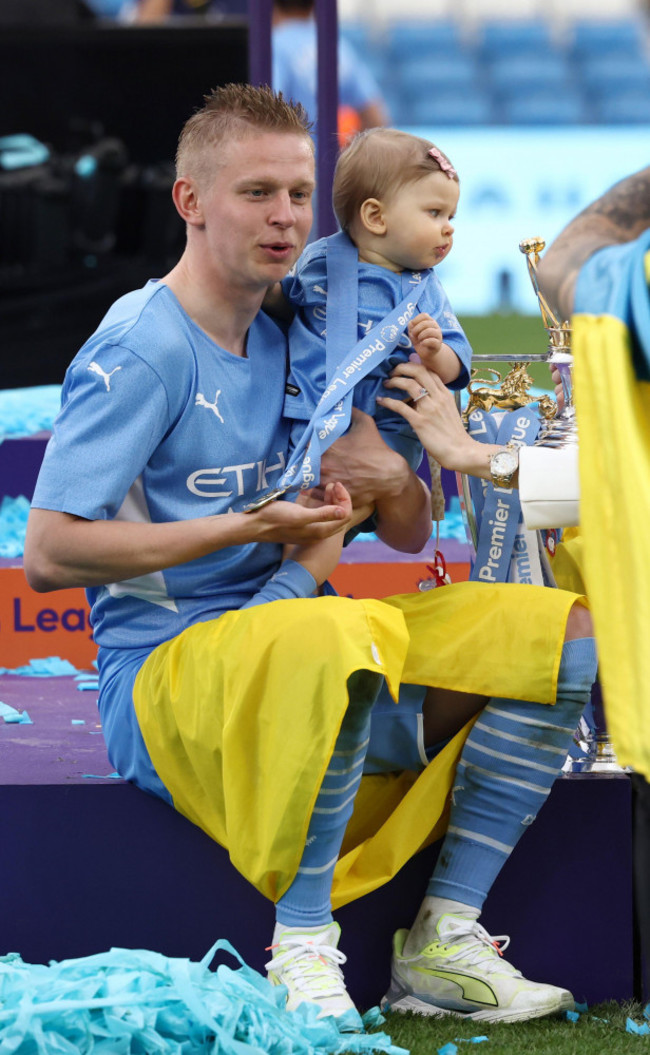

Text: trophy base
xmin=567 ymin=736 xmax=627 ymax=776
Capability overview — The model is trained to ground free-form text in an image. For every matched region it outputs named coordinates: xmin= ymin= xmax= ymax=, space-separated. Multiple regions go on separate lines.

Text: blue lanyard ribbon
xmin=470 ymin=408 xmax=540 ymax=583
xmin=279 ymin=232 xmax=428 ymax=492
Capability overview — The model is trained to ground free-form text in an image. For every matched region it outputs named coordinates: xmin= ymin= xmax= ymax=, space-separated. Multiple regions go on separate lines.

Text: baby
xmin=266 ymin=127 xmax=472 ymax=540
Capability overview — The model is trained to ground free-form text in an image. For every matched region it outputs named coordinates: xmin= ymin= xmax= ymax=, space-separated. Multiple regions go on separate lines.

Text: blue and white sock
xmin=275 ymin=671 xmax=382 ymax=928
xmin=404 ymin=637 xmax=597 ymax=953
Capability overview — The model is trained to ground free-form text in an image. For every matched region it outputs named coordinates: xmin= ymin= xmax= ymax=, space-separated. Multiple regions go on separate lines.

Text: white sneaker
xmin=382 ymin=915 xmax=575 ymax=1024
xmin=265 ymin=921 xmax=363 ymax=1032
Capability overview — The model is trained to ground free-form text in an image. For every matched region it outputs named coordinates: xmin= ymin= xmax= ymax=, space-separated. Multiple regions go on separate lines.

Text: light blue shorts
xmin=363 ymin=681 xmax=430 ymax=775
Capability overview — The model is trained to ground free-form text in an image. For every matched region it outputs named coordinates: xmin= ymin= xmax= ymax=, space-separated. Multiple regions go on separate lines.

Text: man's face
xmin=196 ymin=129 xmax=315 ymax=294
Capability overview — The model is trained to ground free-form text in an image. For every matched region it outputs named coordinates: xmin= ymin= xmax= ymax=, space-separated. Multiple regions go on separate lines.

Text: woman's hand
xmin=377 ymin=362 xmax=479 ymax=470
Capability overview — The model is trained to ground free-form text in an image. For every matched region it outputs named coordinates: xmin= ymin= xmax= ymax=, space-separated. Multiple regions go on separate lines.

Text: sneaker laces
xmin=265 ymin=937 xmax=348 ymax=1001
xmin=435 ymin=918 xmax=519 ymax=976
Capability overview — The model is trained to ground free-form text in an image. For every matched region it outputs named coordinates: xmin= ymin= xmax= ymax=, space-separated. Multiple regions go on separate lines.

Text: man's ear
xmin=172 ymin=176 xmax=204 ymax=227
xmin=358 ymin=197 xmax=387 ymax=236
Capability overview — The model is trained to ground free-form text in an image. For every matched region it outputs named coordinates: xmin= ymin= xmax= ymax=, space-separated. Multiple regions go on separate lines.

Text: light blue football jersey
xmin=32 ymin=280 xmax=293 ymax=652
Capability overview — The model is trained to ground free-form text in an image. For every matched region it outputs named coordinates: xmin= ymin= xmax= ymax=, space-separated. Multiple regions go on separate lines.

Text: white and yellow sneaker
xmin=381 ymin=915 xmax=574 ymax=1024
xmin=265 ymin=921 xmax=363 ymax=1032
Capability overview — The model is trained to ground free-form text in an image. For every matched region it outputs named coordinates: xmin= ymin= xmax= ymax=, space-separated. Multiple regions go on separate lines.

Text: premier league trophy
xmin=520 ymin=237 xmax=620 ymax=773
xmin=457 ymin=237 xmax=621 ymax=773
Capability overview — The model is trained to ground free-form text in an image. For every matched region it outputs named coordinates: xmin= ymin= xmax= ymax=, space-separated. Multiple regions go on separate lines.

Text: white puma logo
xmin=195 ymin=390 xmax=225 ymax=424
xmin=88 ymin=361 xmax=122 ymax=391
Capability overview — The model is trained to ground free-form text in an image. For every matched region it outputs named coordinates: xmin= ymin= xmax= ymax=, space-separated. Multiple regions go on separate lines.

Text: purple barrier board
xmin=0 ymin=674 xmax=637 ymax=1007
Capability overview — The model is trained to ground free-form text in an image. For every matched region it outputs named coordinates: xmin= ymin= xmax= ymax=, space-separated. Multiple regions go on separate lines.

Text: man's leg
xmin=266 ymin=670 xmax=383 ymax=1030
xmin=384 ymin=608 xmax=598 ymax=1023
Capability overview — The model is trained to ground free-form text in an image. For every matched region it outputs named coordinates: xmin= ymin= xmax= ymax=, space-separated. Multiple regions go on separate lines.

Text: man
xmin=272 ymin=0 xmax=388 ymax=141
xmin=25 ymin=84 xmax=595 ymax=1030
xmin=538 ymin=166 xmax=650 ymax=973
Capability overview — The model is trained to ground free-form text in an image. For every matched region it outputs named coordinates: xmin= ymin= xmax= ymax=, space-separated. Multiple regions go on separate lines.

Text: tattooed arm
xmin=538 ymin=166 xmax=650 ymax=320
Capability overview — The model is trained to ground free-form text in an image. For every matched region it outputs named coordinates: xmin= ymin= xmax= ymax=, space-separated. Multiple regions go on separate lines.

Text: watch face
xmin=492 ymin=450 xmax=518 ymax=475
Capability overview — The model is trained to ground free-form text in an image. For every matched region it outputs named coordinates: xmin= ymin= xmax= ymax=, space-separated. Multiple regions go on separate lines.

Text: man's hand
xmin=317 ymin=407 xmax=410 ymax=506
xmin=246 ymin=481 xmax=353 ymax=545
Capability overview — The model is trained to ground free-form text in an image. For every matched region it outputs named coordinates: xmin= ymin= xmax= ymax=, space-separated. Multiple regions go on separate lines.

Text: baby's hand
xmin=408 ymin=313 xmax=443 ymax=367
xmin=283 ymin=482 xmax=352 ymax=585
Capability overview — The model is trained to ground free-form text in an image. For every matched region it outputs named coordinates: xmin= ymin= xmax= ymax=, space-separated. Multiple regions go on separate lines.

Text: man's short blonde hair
xmin=176 ymin=82 xmax=313 ymax=187
xmin=332 ymin=128 xmax=458 ymax=232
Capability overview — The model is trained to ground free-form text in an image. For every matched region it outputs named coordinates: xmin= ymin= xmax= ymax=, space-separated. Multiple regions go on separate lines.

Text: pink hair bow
xmin=428 ymin=146 xmax=457 ymax=180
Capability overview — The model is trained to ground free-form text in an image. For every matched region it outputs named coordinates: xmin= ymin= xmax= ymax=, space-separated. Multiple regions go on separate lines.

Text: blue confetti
xmin=644 ymin=1003 xmax=650 ymax=1021
xmin=626 ymin=1018 xmax=650 ymax=1035
xmin=564 ymin=1010 xmax=580 ymax=1023
xmin=0 ymin=941 xmax=408 ymax=1055
xmin=0 ymin=657 xmax=80 ymax=677
xmin=82 ymin=772 xmax=123 ymax=780
xmin=0 ymin=494 xmax=30 ymax=558
xmin=76 ymin=680 xmax=99 ymax=691
xmin=575 ymin=1001 xmax=588 ymax=1013
xmin=71 ymin=719 xmax=86 ymax=725
xmin=0 ymin=384 xmax=61 ymax=440
xmin=362 ymin=1007 xmax=386 ymax=1028
xmin=438 ymin=1044 xmax=458 ymax=1055
xmin=0 ymin=702 xmax=32 ymax=724
xmin=454 ymin=1038 xmax=489 ymax=1044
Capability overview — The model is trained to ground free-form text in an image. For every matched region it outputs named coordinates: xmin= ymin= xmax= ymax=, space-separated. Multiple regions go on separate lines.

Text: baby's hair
xmin=176 ymin=82 xmax=313 ymax=187
xmin=332 ymin=128 xmax=458 ymax=232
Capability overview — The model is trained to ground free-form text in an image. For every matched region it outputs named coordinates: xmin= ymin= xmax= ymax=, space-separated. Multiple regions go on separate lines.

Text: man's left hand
xmin=318 ymin=407 xmax=409 ymax=507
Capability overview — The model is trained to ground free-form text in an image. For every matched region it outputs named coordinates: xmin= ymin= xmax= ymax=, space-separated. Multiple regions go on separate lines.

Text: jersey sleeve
xmin=241 ymin=559 xmax=317 ymax=607
xmin=519 ymin=446 xmax=580 ymax=530
xmin=281 ymin=243 xmax=327 ymax=311
xmin=31 ymin=343 xmax=173 ymax=521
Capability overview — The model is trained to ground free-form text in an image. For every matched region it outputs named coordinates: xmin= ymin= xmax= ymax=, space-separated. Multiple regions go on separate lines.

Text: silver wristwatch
xmin=489 ymin=443 xmax=519 ymax=489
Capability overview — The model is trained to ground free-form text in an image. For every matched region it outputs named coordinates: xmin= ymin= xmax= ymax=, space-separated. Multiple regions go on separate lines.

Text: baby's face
xmin=380 ymin=170 xmax=459 ymax=273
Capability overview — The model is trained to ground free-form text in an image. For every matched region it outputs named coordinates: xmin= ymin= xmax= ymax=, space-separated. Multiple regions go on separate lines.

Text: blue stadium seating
xmin=499 ymin=89 xmax=590 ymax=125
xmin=399 ymin=54 xmax=481 ymax=94
xmin=569 ymin=17 xmax=648 ymax=61
xmin=478 ymin=18 xmax=556 ymax=59
xmin=403 ymin=89 xmax=496 ymax=127
xmin=578 ymin=54 xmax=650 ymax=95
xmin=385 ymin=19 xmax=466 ymax=64
xmin=486 ymin=53 xmax=573 ymax=94
xmin=340 ymin=15 xmax=650 ymax=128
xmin=594 ymin=89 xmax=650 ymax=124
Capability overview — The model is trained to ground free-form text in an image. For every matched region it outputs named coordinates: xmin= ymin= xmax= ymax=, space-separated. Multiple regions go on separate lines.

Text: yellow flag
xmin=573 ymin=303 xmax=650 ymax=779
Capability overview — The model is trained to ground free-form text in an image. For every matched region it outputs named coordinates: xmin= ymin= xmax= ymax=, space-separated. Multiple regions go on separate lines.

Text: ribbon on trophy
xmin=245 ymin=231 xmax=432 ymax=511
xmin=467 ymin=406 xmax=556 ymax=587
